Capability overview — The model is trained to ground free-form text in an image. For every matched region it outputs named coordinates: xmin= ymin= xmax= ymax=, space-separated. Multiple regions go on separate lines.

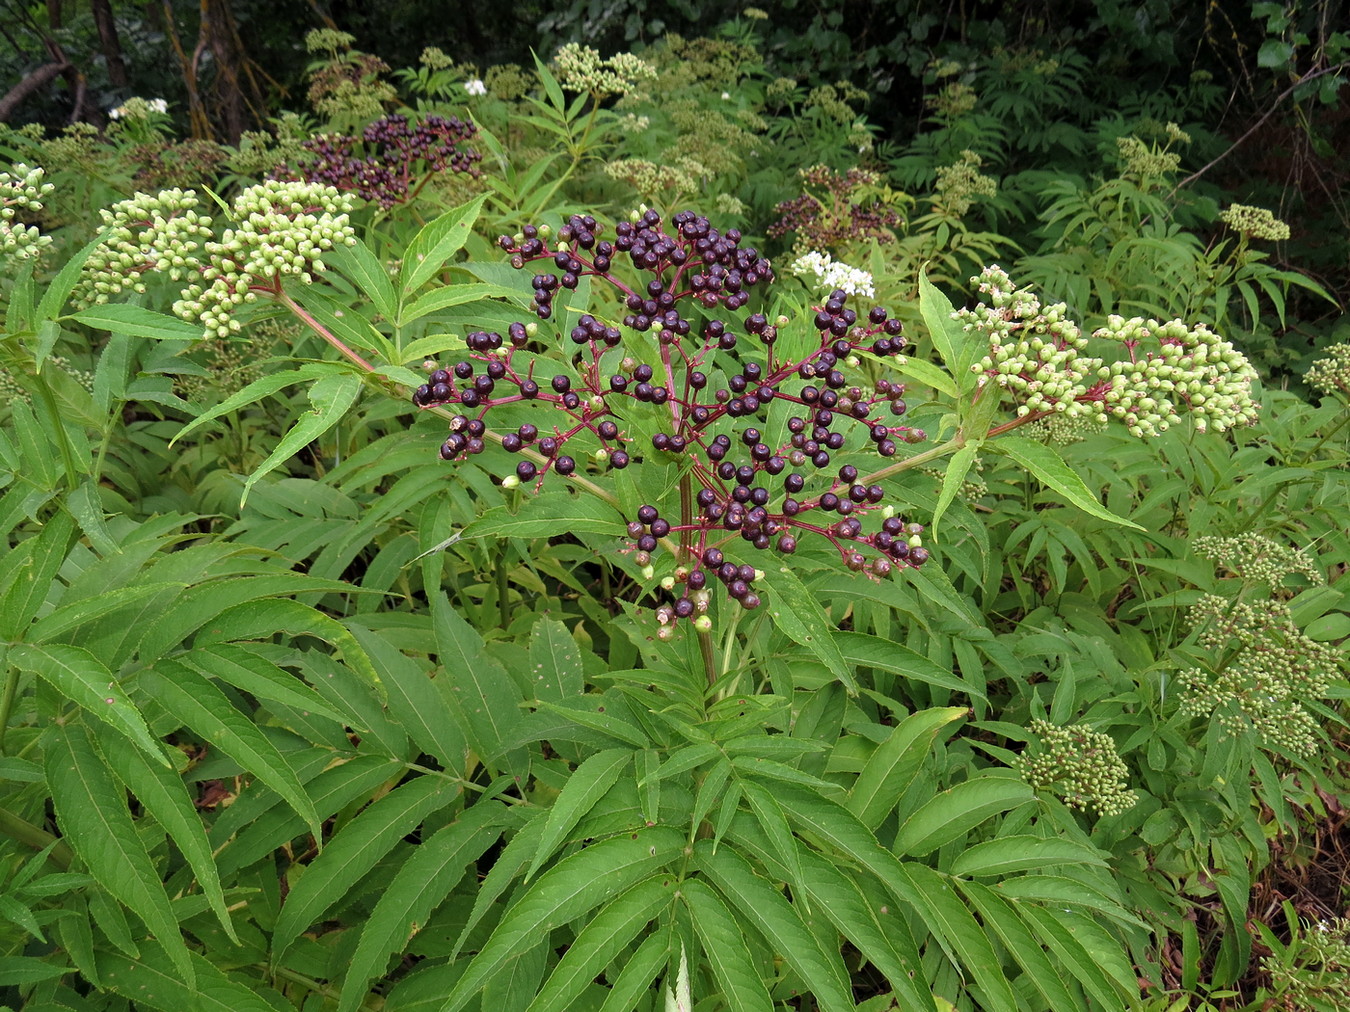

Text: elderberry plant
xmin=411 ymin=208 xmax=927 ymax=632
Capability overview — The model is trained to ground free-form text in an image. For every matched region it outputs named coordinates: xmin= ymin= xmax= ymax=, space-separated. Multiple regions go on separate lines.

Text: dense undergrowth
xmin=2 ymin=9 xmax=1349 ymax=1012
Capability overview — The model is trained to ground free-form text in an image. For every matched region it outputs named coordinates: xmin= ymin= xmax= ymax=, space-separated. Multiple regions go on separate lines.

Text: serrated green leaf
xmin=338 ymin=804 xmax=503 ymax=1012
xmin=836 ymin=633 xmax=984 ymax=700
xmin=451 ymin=492 xmax=625 ymax=543
xmin=994 ymin=874 xmax=1144 ymax=929
xmin=192 ymin=598 xmax=382 ymax=694
xmin=398 ymin=283 xmax=520 ymax=329
xmin=142 ymin=660 xmax=320 ymax=837
xmin=526 ymin=749 xmax=632 ymax=882
xmin=38 ymin=231 xmax=107 ymax=321
xmin=271 ymin=774 xmax=460 ymax=963
xmin=523 ymin=876 xmax=674 ymax=1012
xmin=70 ymin=304 xmax=202 ymax=340
xmin=694 ymin=843 xmax=854 ymax=1012
xmin=528 ymin=616 xmax=583 ymax=703
xmin=739 ymin=780 xmax=808 ymax=915
xmin=0 ymin=958 xmax=71 ymax=985
xmin=932 ymin=443 xmax=978 ymax=538
xmin=242 ymin=372 xmax=363 ymax=503
xmin=991 ymin=436 xmax=1145 ymax=529
xmin=598 ymin=932 xmax=670 ymax=1012
xmin=184 ymin=642 xmax=357 ymax=727
xmin=950 ymin=836 xmax=1109 ymax=878
xmin=433 ymin=593 xmax=523 ymax=761
xmin=347 ymin=625 xmax=464 ymax=773
xmin=683 ymin=878 xmax=774 ymax=1012
xmin=29 ymin=582 xmax=184 ymax=644
xmin=330 ymin=241 xmax=397 ymax=323
xmin=760 ymin=566 xmax=855 ymax=692
xmin=45 ymin=724 xmax=194 ymax=984
xmin=0 ymin=508 xmax=74 ymax=638
xmin=849 ymin=706 xmax=968 ymax=830
xmin=399 ymin=193 xmax=490 ymax=296
xmin=894 ymin=774 xmax=1034 ymax=856
xmin=899 ymin=863 xmax=1019 ymax=1012
xmin=536 ymin=699 xmax=649 ymax=748
xmin=919 ymin=268 xmax=978 ymax=391
xmin=214 ymin=756 xmax=402 ymax=876
xmin=886 ymin=350 xmax=958 ymax=397
xmin=957 ymin=880 xmax=1080 ymax=1011
xmin=9 ymin=643 xmax=165 ymax=764
xmin=97 ymin=733 xmax=235 ymax=942
xmin=170 ymin=366 xmax=325 ymax=446
xmin=98 ymin=943 xmax=288 ymax=1012
xmin=438 ymin=826 xmax=683 ymax=1012
xmin=65 ymin=480 xmax=120 ymax=556
xmin=1020 ymin=902 xmax=1127 ymax=1009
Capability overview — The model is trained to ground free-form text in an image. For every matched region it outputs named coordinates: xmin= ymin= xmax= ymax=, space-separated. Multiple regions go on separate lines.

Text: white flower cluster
xmin=0 ymin=163 xmax=53 ymax=263
xmin=960 ymin=266 xmax=1260 ymax=437
xmin=789 ymin=250 xmax=875 ymax=298
xmin=553 ymin=43 xmax=656 ymax=97
xmin=109 ymin=97 xmax=168 ymax=120
xmin=173 ymin=180 xmax=356 ymax=338
xmin=73 ymin=188 xmax=212 ymax=308
xmin=464 ymin=79 xmax=487 ymax=97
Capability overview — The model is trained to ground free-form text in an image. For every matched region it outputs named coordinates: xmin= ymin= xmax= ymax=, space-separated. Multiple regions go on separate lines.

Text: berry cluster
xmin=413 ymin=208 xmax=932 ymax=625
xmin=281 ymin=114 xmax=481 ymax=209
xmin=768 ymin=164 xmax=904 ymax=252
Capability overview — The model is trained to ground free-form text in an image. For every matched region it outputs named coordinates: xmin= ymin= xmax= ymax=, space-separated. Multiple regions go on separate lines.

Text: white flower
xmin=109 ymin=106 xmax=123 ymax=120
xmin=465 ymin=79 xmax=487 ymax=97
xmin=148 ymin=98 xmax=168 ymax=114
xmin=790 ymin=250 xmax=875 ymax=298
xmin=721 ymin=91 xmax=731 ymax=100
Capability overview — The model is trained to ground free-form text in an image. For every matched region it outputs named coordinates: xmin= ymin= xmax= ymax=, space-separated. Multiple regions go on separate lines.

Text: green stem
xmin=276 ymin=288 xmax=378 ymax=373
xmin=0 ymin=807 xmax=74 ymax=868
xmin=0 ymin=664 xmax=19 ymax=755
xmin=858 ymin=435 xmax=964 ymax=487
xmin=32 ymin=373 xmax=81 ymax=490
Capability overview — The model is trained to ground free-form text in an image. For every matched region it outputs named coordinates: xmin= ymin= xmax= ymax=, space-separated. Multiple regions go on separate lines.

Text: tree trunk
xmin=0 ymin=60 xmax=69 ymax=121
xmin=91 ymin=0 xmax=130 ymax=89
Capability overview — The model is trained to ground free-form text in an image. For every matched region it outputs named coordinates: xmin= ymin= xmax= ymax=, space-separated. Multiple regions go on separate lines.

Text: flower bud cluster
xmin=108 ymin=96 xmax=169 ymax=120
xmin=933 ymin=149 xmax=997 ymax=216
xmin=1116 ymin=134 xmax=1182 ymax=179
xmin=1192 ymin=535 xmax=1323 ymax=586
xmin=961 ymin=267 xmax=1260 ymax=436
xmin=1093 ymin=315 xmax=1260 ymax=435
xmin=281 ymin=114 xmax=481 ymax=209
xmin=413 ymin=207 xmax=927 ymax=622
xmin=1177 ymin=593 xmax=1340 ymax=756
xmin=1261 ymin=916 xmax=1350 ymax=1008
xmin=1306 ymin=342 xmax=1350 ymax=398
xmin=1220 ymin=203 xmax=1291 ymax=242
xmin=552 ymin=43 xmax=656 ymax=97
xmin=1016 ymin=718 xmax=1138 ymax=817
xmin=73 ymin=188 xmax=211 ymax=307
xmin=790 ymin=251 xmax=876 ymax=299
xmin=0 ymin=164 xmax=54 ymax=263
xmin=173 ymin=180 xmax=356 ymax=338
xmin=959 ymin=266 xmax=1097 ymax=420
xmin=602 ymin=157 xmax=709 ymax=205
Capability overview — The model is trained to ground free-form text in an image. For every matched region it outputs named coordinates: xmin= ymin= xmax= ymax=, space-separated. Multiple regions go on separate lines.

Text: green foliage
xmin=2 ymin=13 xmax=1349 ymax=1012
